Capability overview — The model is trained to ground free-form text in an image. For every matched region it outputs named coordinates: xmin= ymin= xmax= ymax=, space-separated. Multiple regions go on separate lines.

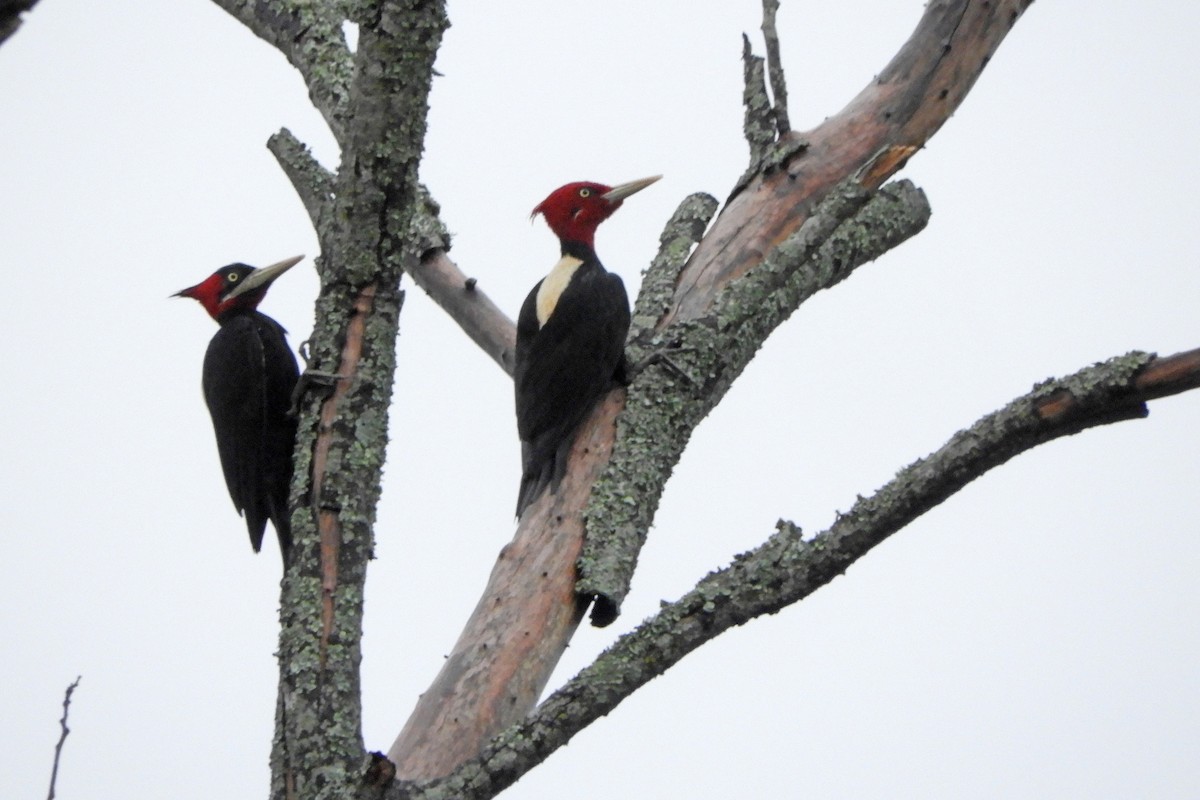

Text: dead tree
xmin=206 ymin=1 xmax=1199 ymax=798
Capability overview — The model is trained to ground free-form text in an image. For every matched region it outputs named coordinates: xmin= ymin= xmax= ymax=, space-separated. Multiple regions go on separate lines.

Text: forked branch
xmin=387 ymin=0 xmax=1035 ymax=782
xmin=210 ymin=0 xmax=353 ymax=140
xmin=399 ymin=347 xmax=1200 ymax=800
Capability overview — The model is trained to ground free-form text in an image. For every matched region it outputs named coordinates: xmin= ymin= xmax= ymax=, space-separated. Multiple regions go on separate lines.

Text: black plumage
xmin=514 ymin=241 xmax=630 ymax=516
xmin=175 ymin=257 xmax=302 ymax=558
xmin=201 ymin=308 xmax=298 ymax=554
xmin=514 ymin=177 xmax=658 ymax=517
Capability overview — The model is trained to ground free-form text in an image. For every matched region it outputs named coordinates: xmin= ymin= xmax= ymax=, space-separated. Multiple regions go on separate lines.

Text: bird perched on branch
xmin=174 ymin=255 xmax=303 ymax=559
xmin=514 ymin=176 xmax=660 ymax=517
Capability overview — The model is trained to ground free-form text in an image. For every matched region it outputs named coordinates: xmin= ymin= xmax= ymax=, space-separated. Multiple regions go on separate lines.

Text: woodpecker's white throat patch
xmin=536 ymin=255 xmax=584 ymax=327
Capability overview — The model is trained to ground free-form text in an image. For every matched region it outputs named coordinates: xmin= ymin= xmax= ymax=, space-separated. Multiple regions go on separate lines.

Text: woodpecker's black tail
xmin=516 ymin=440 xmax=553 ymax=518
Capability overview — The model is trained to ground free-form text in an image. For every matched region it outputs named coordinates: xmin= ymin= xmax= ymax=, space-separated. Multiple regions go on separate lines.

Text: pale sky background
xmin=3 ymin=2 xmax=1199 ymax=798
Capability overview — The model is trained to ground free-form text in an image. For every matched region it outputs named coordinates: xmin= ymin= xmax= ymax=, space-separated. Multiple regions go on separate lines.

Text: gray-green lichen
xmin=393 ymin=348 xmax=1169 ymax=800
xmin=579 ymin=179 xmax=931 ymax=625
xmin=269 ymin=128 xmax=336 ymax=229
xmin=628 ymin=192 xmax=719 ymax=340
xmin=211 ymin=0 xmax=354 ymax=138
xmin=263 ymin=3 xmax=449 ymax=799
xmin=741 ymin=33 xmax=775 ymax=164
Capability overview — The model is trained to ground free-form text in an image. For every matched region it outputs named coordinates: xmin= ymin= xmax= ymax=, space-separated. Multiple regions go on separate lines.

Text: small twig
xmin=47 ymin=676 xmax=81 ymax=800
xmin=761 ymin=0 xmax=791 ymax=135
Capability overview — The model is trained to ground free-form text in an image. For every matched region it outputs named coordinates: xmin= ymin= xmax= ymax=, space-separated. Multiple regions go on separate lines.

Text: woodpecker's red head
xmin=174 ymin=255 xmax=303 ymax=321
xmin=532 ymin=175 xmax=661 ymax=247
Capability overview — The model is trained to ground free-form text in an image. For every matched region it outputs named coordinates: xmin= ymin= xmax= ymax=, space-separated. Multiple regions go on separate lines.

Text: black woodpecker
xmin=174 ymin=255 xmax=302 ymax=560
xmin=514 ymin=176 xmax=660 ymax=517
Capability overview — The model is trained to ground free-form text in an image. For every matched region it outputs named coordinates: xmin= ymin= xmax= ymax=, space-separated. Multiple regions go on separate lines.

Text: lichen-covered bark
xmin=574 ymin=0 xmax=1034 ymax=626
xmin=208 ymin=1 xmax=1182 ymax=797
xmin=580 ymin=180 xmax=931 ymax=623
xmin=383 ymin=0 xmax=1034 ymax=782
xmin=220 ymin=2 xmax=450 ymax=799
xmin=380 ymin=346 xmax=1200 ymax=800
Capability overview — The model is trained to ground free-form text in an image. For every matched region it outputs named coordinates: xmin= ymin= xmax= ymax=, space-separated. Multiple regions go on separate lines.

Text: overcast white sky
xmin=3 ymin=1 xmax=1199 ymax=798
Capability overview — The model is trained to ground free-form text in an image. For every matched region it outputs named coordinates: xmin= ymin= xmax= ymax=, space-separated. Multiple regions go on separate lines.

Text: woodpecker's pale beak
xmin=224 ymin=255 xmax=304 ymax=301
xmin=602 ymin=175 xmax=662 ymax=203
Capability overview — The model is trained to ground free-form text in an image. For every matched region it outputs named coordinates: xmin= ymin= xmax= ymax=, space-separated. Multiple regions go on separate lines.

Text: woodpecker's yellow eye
xmin=578 ymin=188 xmax=591 ymax=198
xmin=227 ymin=272 xmax=240 ymax=282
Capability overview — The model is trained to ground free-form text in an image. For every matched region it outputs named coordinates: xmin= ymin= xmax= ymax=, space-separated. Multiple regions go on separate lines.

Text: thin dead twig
xmin=47 ymin=676 xmax=81 ymax=800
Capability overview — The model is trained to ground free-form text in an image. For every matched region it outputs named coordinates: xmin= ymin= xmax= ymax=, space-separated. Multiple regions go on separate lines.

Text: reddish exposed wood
xmin=309 ymin=284 xmax=376 ymax=669
xmin=390 ymin=0 xmax=1032 ymax=779
xmin=1034 ymin=389 xmax=1075 ymax=422
xmin=1036 ymin=348 xmax=1200 ymax=423
xmin=1135 ymin=347 xmax=1200 ymax=398
xmin=665 ymin=0 xmax=1032 ymax=326
xmin=388 ymin=390 xmax=625 ymax=780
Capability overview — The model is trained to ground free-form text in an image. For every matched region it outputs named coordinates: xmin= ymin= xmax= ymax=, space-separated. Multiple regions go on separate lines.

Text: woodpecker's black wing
xmin=513 ymin=256 xmax=630 ymax=517
xmin=201 ymin=310 xmax=299 ymax=554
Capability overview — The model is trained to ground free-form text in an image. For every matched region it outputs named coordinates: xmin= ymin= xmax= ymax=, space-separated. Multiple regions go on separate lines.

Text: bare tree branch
xmin=741 ymin=33 xmax=776 ymax=164
xmin=46 ymin=676 xmax=80 ymax=800
xmin=761 ymin=0 xmax=791 ymax=135
xmin=403 ymin=346 xmax=1200 ymax=800
xmin=210 ymin=0 xmax=353 ymax=140
xmin=670 ymin=0 xmax=1033 ymax=325
xmin=402 ymin=188 xmax=517 ymax=375
xmin=581 ymin=178 xmax=930 ymax=623
xmin=268 ymin=127 xmax=335 ymax=229
xmin=386 ymin=0 xmax=1034 ymax=781
xmin=406 ymin=250 xmax=516 ymax=374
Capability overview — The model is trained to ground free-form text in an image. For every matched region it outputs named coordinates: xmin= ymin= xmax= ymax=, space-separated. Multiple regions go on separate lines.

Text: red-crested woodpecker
xmin=514 ymin=176 xmax=660 ymax=517
xmin=174 ymin=255 xmax=302 ymax=559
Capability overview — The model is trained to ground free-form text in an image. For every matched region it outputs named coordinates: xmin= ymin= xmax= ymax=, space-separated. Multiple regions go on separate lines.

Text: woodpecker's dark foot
xmin=629 ymin=346 xmax=698 ymax=388
xmin=289 ymin=370 xmax=347 ymax=416
xmin=298 ymin=338 xmax=315 ymax=366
